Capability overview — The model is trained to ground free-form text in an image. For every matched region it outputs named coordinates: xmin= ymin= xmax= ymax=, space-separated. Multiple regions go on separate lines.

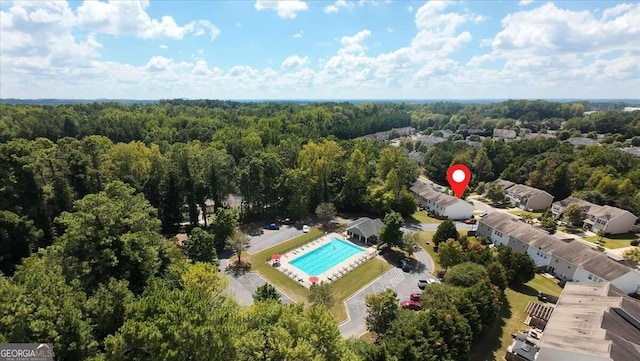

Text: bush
xmin=631 ymin=239 xmax=639 ymax=247
xmin=444 ymin=262 xmax=488 ymax=287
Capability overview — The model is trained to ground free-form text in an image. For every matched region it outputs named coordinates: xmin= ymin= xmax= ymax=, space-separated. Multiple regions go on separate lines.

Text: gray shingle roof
xmin=588 ymin=205 xmax=637 ymax=222
xmin=346 ymin=217 xmax=384 ymax=239
xmin=490 ymin=178 xmax=516 ymax=190
xmin=553 ymin=197 xmax=598 ymax=209
xmin=480 ymin=212 xmax=633 ymax=281
xmin=550 ymin=241 xmax=631 ymax=280
xmin=410 ymin=180 xmax=467 ymax=208
xmin=506 ymin=184 xmax=553 ymax=200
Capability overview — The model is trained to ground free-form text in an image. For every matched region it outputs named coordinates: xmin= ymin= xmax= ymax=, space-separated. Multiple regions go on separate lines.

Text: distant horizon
xmin=2 ymin=98 xmax=640 ymax=102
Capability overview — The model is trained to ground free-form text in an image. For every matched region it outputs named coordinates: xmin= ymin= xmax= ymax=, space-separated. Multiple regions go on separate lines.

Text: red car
xmin=410 ymin=292 xmax=422 ymax=302
xmin=464 ymin=218 xmax=477 ymax=224
xmin=400 ymin=300 xmax=421 ymax=311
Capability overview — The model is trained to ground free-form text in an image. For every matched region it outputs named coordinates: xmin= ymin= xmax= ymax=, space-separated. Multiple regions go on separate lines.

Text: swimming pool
xmin=290 ymin=238 xmax=365 ymax=276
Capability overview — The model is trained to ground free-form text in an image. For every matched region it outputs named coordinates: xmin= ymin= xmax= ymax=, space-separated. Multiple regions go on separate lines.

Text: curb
xmin=338 ymin=267 xmax=397 ymax=328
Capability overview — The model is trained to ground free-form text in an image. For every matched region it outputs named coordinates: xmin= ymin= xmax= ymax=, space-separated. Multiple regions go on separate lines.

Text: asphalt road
xmin=247 ymin=225 xmax=306 ymax=254
xmin=338 ymin=248 xmax=437 ymax=338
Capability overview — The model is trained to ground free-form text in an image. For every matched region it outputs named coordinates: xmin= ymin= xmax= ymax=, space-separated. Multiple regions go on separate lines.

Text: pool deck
xmin=271 ymin=232 xmax=377 ymax=288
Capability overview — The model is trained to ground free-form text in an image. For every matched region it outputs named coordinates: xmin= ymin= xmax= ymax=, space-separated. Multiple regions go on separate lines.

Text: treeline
xmin=423 ymin=138 xmax=640 ymax=214
xmin=0 ymin=102 xmax=412 ymax=143
xmin=0 ymin=181 xmax=361 ymax=360
xmin=0 ymin=134 xmax=419 ymax=276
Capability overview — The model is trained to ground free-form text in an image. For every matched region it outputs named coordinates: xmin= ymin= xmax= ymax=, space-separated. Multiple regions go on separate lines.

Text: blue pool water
xmin=290 ymin=238 xmax=365 ymax=276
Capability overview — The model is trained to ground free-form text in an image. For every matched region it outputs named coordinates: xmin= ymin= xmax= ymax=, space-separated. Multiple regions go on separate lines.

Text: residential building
xmin=488 ymin=178 xmax=516 ymax=191
xmin=550 ymin=196 xmax=599 ymax=219
xmin=567 ymin=137 xmax=598 ymax=147
xmin=583 ymin=205 xmax=638 ymax=235
xmin=345 ymin=217 xmax=383 ymax=244
xmin=493 ymin=128 xmax=517 ymax=139
xmin=619 ymin=147 xmax=640 ymax=157
xmin=535 ymin=282 xmax=640 ymax=361
xmin=504 ymin=184 xmax=554 ymax=211
xmin=410 ymin=179 xmax=474 ymax=220
xmin=359 ymin=126 xmax=416 ymax=141
xmin=478 ymin=212 xmax=640 ymax=294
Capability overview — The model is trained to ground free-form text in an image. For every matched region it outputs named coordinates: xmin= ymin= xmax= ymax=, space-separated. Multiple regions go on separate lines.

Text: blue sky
xmin=1 ymin=0 xmax=639 ymax=99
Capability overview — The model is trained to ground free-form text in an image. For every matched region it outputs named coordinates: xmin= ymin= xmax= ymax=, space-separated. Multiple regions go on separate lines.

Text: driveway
xmin=247 ymin=225 xmax=306 ymax=254
xmin=338 ymin=248 xmax=436 ymax=338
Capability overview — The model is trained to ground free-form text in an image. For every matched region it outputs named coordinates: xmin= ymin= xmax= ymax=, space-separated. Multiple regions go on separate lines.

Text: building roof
xmin=480 ymin=212 xmax=634 ymax=281
xmin=588 ymin=205 xmax=637 ymax=222
xmin=567 ymin=137 xmax=598 ymax=146
xmin=410 ymin=179 xmax=471 ymax=209
xmin=359 ymin=127 xmax=416 ymax=141
xmin=490 ymin=178 xmax=516 ymax=191
xmin=619 ymin=147 xmax=640 ymax=157
xmin=550 ymin=241 xmax=632 ymax=281
xmin=525 ymin=302 xmax=554 ymax=322
xmin=553 ymin=196 xmax=599 ymax=210
xmin=345 ymin=217 xmax=384 ymax=239
xmin=493 ymin=128 xmax=517 ymax=139
xmin=536 ymin=282 xmax=640 ymax=361
xmin=407 ymin=151 xmax=425 ymax=163
xmin=506 ymin=184 xmax=553 ymax=200
xmin=524 ymin=132 xmax=556 ymax=140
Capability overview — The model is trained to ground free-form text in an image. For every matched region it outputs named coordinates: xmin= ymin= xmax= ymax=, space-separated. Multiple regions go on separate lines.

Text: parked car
xmin=282 ymin=218 xmax=294 ymax=225
xmin=479 ymin=212 xmax=488 ymax=217
xmin=266 ymin=223 xmax=280 ymax=230
xmin=410 ymin=292 xmax=421 ymax=302
xmin=418 ymin=279 xmax=431 ymax=289
xmin=400 ymin=259 xmax=410 ymax=272
xmin=302 ymin=225 xmax=310 ymax=233
xmin=400 ymin=300 xmax=421 ymax=311
xmin=464 ymin=218 xmax=477 ymax=224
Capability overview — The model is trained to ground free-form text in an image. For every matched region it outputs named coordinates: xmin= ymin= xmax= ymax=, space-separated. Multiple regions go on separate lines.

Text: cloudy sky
xmin=1 ymin=0 xmax=639 ymax=99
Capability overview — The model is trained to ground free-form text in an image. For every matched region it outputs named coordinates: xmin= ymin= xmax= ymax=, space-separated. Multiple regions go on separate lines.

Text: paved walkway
xmin=338 ymin=248 xmax=436 ymax=338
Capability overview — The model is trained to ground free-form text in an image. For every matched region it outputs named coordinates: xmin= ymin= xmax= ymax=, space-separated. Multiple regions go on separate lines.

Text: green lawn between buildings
xmin=470 ymin=275 xmax=562 ymax=361
xmin=408 ymin=210 xmax=442 ymax=224
xmin=583 ymin=232 xmax=640 ymax=249
xmin=249 ymin=227 xmax=392 ymax=323
xmin=414 ymin=229 xmax=563 ymax=361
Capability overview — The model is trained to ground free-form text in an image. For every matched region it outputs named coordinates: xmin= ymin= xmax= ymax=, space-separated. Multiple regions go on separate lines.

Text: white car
xmin=302 ymin=225 xmax=310 ymax=233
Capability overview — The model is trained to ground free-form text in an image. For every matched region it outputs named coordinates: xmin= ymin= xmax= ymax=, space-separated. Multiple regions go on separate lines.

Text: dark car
xmin=265 ymin=223 xmax=280 ymax=230
xmin=400 ymin=300 xmax=421 ymax=311
xmin=410 ymin=292 xmax=421 ymax=302
xmin=400 ymin=259 xmax=411 ymax=272
xmin=464 ymin=218 xmax=477 ymax=224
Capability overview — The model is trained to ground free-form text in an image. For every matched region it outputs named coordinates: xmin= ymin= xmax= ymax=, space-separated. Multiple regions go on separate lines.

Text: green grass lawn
xmin=583 ymin=233 xmax=640 ymax=249
xmin=416 ymin=231 xmax=441 ymax=274
xmin=469 ymin=275 xmax=562 ymax=361
xmin=507 ymin=210 xmax=544 ymax=218
xmin=330 ymin=258 xmax=391 ymax=322
xmin=249 ymin=227 xmax=392 ymax=323
xmin=407 ymin=210 xmax=442 ymax=224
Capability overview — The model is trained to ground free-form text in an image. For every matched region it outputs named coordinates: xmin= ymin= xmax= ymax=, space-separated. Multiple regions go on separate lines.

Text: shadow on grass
xmin=604 ymin=232 xmax=640 ymax=240
xmin=469 ymin=294 xmax=512 ymax=361
xmin=509 ymin=283 xmax=540 ymax=297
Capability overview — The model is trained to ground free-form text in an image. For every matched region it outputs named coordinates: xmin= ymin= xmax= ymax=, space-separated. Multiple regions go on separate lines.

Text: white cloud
xmin=76 ymin=1 xmax=220 ymax=40
xmin=159 ymin=44 xmax=168 ymax=49
xmin=1 ymin=1 xmax=638 ymax=99
xmin=281 ymin=55 xmax=308 ymax=69
xmin=255 ymin=0 xmax=308 ymax=19
xmin=292 ymin=30 xmax=304 ymax=38
xmin=387 ymin=28 xmax=393 ymax=33
xmin=519 ymin=0 xmax=534 ymax=5
xmin=236 ymin=22 xmax=242 ymax=27
xmin=408 ymin=5 xmax=413 ymax=12
xmin=324 ymin=0 xmax=353 ymax=14
xmin=340 ymin=29 xmax=372 ymax=53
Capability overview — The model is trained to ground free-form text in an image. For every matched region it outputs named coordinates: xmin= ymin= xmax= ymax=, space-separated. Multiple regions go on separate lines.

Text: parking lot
xmin=247 ymin=224 xmax=307 ymax=254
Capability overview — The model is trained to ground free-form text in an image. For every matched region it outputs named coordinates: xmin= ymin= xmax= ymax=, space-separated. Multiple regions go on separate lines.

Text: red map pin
xmin=446 ymin=164 xmax=471 ymax=199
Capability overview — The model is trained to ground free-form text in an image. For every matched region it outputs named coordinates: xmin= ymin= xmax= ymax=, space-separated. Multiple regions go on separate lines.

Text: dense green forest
xmin=1 ymin=100 xmax=639 ymax=360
